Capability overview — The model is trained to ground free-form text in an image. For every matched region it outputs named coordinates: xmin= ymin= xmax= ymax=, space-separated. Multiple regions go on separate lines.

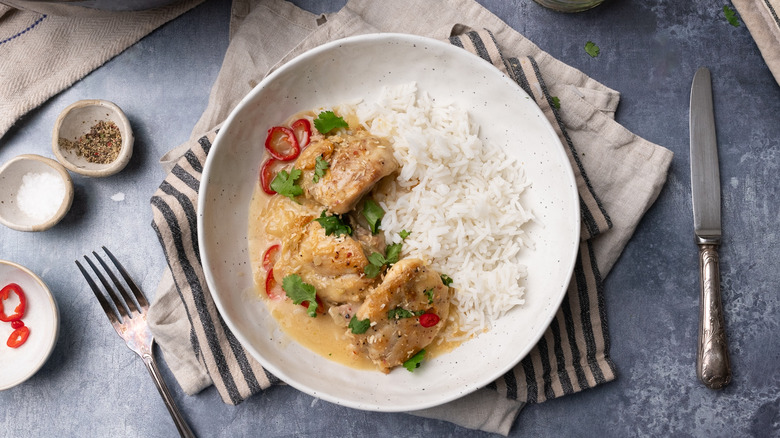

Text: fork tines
xmin=75 ymin=247 xmax=149 ymax=324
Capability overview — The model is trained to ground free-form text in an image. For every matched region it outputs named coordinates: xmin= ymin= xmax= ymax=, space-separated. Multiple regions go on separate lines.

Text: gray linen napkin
xmin=0 ymin=0 xmax=203 ymax=139
xmin=732 ymin=0 xmax=780 ymax=86
xmin=147 ymin=0 xmax=673 ymax=435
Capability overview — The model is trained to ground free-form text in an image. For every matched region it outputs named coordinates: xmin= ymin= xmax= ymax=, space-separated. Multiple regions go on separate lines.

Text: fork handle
xmin=143 ymin=352 xmax=196 ymax=438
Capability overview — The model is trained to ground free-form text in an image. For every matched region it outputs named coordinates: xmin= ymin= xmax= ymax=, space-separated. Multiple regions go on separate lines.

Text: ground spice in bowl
xmin=57 ymin=120 xmax=122 ymax=164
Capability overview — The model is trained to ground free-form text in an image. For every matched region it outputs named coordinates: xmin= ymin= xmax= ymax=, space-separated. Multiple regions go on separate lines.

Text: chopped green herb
xmin=424 ymin=288 xmax=434 ymax=304
xmin=723 ymin=5 xmax=740 ymax=27
xmin=362 ymin=199 xmax=385 ymax=234
xmin=584 ymin=41 xmax=600 ymax=58
xmin=269 ymin=168 xmax=303 ymax=200
xmin=364 ymin=263 xmax=382 ymax=279
xmin=282 ymin=274 xmax=318 ymax=317
xmin=313 ymin=210 xmax=352 ymax=237
xmin=403 ymin=349 xmax=426 ymax=372
xmin=399 ymin=229 xmax=411 ymax=240
xmin=388 ymin=307 xmax=424 ymax=320
xmin=313 ymin=155 xmax=329 ymax=183
xmin=440 ymin=274 xmax=453 ymax=287
xmin=313 ymin=110 xmax=349 ymax=134
xmin=385 ymin=242 xmax=402 ymax=264
xmin=364 ymin=238 xmax=404 ymax=278
xmin=551 ymin=96 xmax=561 ymax=110
xmin=348 ymin=316 xmax=371 ymax=334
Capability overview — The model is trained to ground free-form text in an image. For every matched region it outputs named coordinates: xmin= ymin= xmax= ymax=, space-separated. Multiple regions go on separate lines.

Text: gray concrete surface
xmin=1 ymin=0 xmax=778 ymax=436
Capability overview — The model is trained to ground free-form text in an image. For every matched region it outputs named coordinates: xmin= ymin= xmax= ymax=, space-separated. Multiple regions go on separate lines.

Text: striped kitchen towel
xmin=147 ymin=0 xmax=672 ymax=435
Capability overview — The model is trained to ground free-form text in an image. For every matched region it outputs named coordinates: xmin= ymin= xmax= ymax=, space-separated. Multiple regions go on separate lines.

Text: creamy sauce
xmin=247 ymin=113 xmax=464 ymax=372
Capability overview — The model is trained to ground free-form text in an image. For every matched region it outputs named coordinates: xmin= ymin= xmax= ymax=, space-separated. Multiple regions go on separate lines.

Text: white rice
xmin=340 ymin=83 xmax=533 ymax=341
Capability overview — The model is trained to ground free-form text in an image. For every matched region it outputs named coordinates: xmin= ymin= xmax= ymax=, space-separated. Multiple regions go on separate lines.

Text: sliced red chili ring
xmin=265 ymin=126 xmax=300 ymax=161
xmin=7 ymin=326 xmax=30 ymax=348
xmin=419 ymin=313 xmax=440 ymax=328
xmin=260 ymin=159 xmax=278 ymax=195
xmin=291 ymin=118 xmax=311 ymax=149
xmin=0 ymin=283 xmax=26 ymax=322
xmin=265 ymin=269 xmax=283 ymax=300
xmin=11 ymin=320 xmax=24 ymax=329
xmin=262 ymin=244 xmax=280 ymax=271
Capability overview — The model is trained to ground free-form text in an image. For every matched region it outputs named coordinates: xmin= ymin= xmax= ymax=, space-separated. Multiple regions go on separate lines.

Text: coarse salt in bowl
xmin=0 ymin=154 xmax=74 ymax=232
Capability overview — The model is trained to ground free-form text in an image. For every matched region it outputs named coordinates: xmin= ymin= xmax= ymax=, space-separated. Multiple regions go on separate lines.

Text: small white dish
xmin=0 ymin=154 xmax=74 ymax=232
xmin=0 ymin=260 xmax=60 ymax=391
xmin=52 ymin=99 xmax=134 ymax=177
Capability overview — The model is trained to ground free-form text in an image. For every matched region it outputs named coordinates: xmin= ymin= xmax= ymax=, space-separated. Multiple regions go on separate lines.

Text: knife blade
xmin=690 ymin=67 xmax=731 ymax=389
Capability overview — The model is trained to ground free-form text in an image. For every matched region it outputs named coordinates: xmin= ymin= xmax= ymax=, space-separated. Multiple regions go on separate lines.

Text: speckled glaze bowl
xmin=199 ymin=33 xmax=580 ymax=412
xmin=0 ymin=154 xmax=74 ymax=232
xmin=0 ymin=260 xmax=60 ymax=390
xmin=52 ymin=99 xmax=133 ymax=178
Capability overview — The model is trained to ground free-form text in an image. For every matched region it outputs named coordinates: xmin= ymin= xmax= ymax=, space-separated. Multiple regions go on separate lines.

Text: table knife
xmin=690 ymin=67 xmax=731 ymax=389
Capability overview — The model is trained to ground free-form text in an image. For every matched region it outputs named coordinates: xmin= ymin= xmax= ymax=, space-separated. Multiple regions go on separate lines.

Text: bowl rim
xmin=0 ymin=154 xmax=74 ymax=232
xmin=0 ymin=259 xmax=60 ymax=390
xmin=51 ymin=99 xmax=134 ymax=177
xmin=199 ymin=32 xmax=580 ymax=411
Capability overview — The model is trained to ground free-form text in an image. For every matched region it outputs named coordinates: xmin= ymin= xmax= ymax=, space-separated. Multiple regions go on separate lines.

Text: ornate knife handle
xmin=696 ymin=242 xmax=731 ymax=389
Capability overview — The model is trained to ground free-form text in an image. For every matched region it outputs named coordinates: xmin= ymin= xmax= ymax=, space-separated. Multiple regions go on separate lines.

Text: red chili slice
xmin=7 ymin=326 xmax=30 ymax=348
xmin=260 ymin=159 xmax=278 ymax=195
xmin=11 ymin=320 xmax=24 ymax=329
xmin=291 ymin=119 xmax=311 ymax=149
xmin=419 ymin=313 xmax=440 ymax=328
xmin=262 ymin=244 xmax=280 ymax=271
xmin=265 ymin=126 xmax=300 ymax=161
xmin=265 ymin=269 xmax=283 ymax=300
xmin=0 ymin=283 xmax=26 ymax=322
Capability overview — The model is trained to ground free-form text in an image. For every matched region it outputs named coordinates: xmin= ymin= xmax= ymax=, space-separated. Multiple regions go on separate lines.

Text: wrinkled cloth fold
xmin=732 ymin=0 xmax=780 ymax=86
xmin=0 ymin=0 xmax=204 ymax=139
xmin=147 ymin=0 xmax=673 ymax=435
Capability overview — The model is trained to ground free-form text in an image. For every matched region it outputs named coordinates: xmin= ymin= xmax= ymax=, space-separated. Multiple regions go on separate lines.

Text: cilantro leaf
xmin=388 ymin=307 xmax=424 ymax=320
xmin=313 ymin=111 xmax=349 ymax=134
xmin=364 ymin=239 xmax=404 ymax=278
xmin=364 ymin=263 xmax=382 ymax=279
xmin=403 ymin=349 xmax=426 ymax=372
xmin=399 ymin=229 xmax=411 ymax=240
xmin=584 ymin=41 xmax=600 ymax=58
xmin=424 ymin=288 xmax=434 ymax=304
xmin=313 ymin=210 xmax=352 ymax=237
xmin=723 ymin=5 xmax=740 ymax=27
xmin=362 ymin=199 xmax=385 ymax=234
xmin=385 ymin=242 xmax=402 ymax=264
xmin=282 ymin=274 xmax=318 ymax=317
xmin=348 ymin=316 xmax=371 ymax=334
xmin=313 ymin=155 xmax=329 ymax=183
xmin=551 ymin=96 xmax=561 ymax=110
xmin=270 ymin=168 xmax=303 ymax=200
xmin=440 ymin=274 xmax=453 ymax=287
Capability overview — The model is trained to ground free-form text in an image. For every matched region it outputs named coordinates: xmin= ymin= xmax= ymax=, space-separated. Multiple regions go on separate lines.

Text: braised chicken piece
xmin=273 ymin=220 xmax=374 ymax=305
xmin=297 ymin=130 xmax=398 ymax=214
xmin=349 ymin=258 xmax=451 ymax=373
xmin=261 ymin=194 xmax=319 ymax=240
xmin=347 ymin=205 xmax=387 ymax=257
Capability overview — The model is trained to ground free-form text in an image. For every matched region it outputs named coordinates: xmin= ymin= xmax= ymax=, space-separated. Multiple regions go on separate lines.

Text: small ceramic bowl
xmin=0 ymin=154 xmax=74 ymax=232
xmin=52 ymin=99 xmax=134 ymax=177
xmin=0 ymin=260 xmax=60 ymax=390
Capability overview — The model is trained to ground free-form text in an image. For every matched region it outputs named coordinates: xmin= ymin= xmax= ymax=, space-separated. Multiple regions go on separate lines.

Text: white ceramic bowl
xmin=0 ymin=260 xmax=60 ymax=390
xmin=52 ymin=99 xmax=134 ymax=177
xmin=199 ymin=33 xmax=580 ymax=411
xmin=0 ymin=154 xmax=74 ymax=232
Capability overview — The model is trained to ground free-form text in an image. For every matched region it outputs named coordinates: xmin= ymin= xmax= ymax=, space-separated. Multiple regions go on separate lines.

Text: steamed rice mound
xmin=337 ymin=83 xmax=533 ymax=342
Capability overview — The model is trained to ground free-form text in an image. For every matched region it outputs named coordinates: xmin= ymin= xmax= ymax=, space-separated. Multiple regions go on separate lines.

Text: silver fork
xmin=76 ymin=247 xmax=195 ymax=438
